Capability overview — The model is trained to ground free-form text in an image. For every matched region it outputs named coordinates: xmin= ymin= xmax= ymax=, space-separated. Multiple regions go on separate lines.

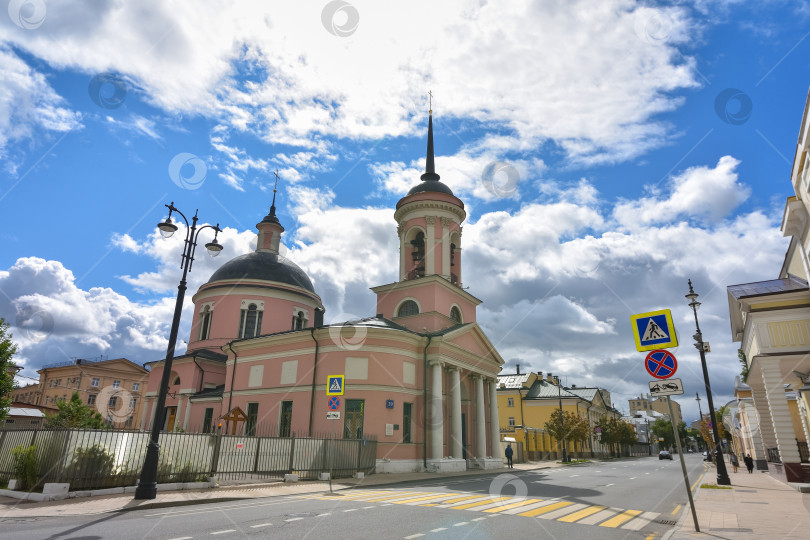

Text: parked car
xmin=659 ymin=450 xmax=673 ymax=460
xmin=703 ymin=451 xmax=712 ymax=462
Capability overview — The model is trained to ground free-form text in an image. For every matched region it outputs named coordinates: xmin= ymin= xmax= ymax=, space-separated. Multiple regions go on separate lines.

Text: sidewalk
xmin=0 ymin=459 xmax=562 ymax=518
xmin=668 ymin=467 xmax=810 ymax=540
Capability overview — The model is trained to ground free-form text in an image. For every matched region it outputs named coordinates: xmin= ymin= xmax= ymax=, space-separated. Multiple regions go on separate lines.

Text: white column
xmin=489 ymin=378 xmax=500 ymax=457
xmin=474 ymin=375 xmax=486 ymax=458
xmin=752 ymin=386 xmax=778 ymax=458
xmin=742 ymin=401 xmax=765 ymax=460
xmin=398 ymin=225 xmax=406 ymax=280
xmin=441 ymin=217 xmax=451 ymax=279
xmin=762 ymin=362 xmax=801 ymax=464
xmin=425 ymin=217 xmax=436 ymax=276
xmin=182 ymin=394 xmax=192 ymax=430
xmin=448 ymin=367 xmax=463 ymax=459
xmin=429 ymin=360 xmax=444 ymax=460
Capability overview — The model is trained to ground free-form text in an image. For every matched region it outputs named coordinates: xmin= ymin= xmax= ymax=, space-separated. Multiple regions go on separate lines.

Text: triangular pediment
xmin=442 ymin=323 xmax=504 ymax=366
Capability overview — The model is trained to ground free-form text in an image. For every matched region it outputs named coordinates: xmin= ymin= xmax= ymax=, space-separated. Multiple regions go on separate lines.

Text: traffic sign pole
xmin=667 ymin=396 xmax=699 ymax=532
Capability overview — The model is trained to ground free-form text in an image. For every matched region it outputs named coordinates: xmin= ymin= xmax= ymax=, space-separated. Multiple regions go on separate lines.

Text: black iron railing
xmin=767 ymin=446 xmax=781 ymax=463
xmin=798 ymin=440 xmax=809 ymax=463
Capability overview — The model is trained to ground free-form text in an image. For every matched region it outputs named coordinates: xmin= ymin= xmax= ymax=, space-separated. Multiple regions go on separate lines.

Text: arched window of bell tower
xmin=449 ymin=231 xmax=461 ymax=286
xmin=405 ymin=229 xmax=426 ymax=280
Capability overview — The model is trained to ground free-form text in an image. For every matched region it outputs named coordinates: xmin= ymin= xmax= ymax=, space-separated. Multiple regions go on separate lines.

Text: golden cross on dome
xmin=428 ymin=90 xmax=433 ymax=114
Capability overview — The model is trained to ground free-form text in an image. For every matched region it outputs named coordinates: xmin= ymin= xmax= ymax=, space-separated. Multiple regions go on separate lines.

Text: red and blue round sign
xmin=328 ymin=396 xmax=340 ymax=410
xmin=645 ymin=349 xmax=677 ymax=379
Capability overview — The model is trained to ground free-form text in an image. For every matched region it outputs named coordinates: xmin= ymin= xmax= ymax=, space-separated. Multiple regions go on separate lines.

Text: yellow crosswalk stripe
xmin=451 ymin=497 xmax=511 ymax=510
xmin=483 ymin=498 xmax=543 ymax=513
xmin=599 ymin=509 xmax=642 ymax=528
xmin=391 ymin=494 xmax=457 ymax=504
xmin=558 ymin=505 xmax=607 ymax=523
xmin=518 ymin=501 xmax=572 ymax=517
xmin=430 ymin=494 xmax=489 ymax=506
xmin=362 ymin=492 xmax=434 ymax=502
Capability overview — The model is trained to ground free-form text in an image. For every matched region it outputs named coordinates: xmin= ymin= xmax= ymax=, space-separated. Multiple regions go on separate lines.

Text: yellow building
xmin=11 ymin=357 xmax=149 ymax=429
xmin=496 ymin=369 xmax=621 ymax=460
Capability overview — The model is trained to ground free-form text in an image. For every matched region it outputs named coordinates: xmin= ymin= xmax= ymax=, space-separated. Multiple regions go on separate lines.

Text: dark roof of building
xmin=192 ymin=384 xmax=225 ymax=399
xmin=407 ymin=179 xmax=456 ymax=197
xmin=727 ymin=274 xmax=808 ymax=300
xmin=206 ymin=251 xmax=315 ymax=293
xmin=568 ymin=387 xmax=599 ymax=402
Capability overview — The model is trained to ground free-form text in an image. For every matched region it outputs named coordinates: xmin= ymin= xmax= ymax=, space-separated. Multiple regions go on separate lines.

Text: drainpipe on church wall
xmin=308 ymin=328 xmax=320 ymax=435
xmin=422 ymin=335 xmax=432 ymax=469
xmin=224 ymin=342 xmax=239 ymax=434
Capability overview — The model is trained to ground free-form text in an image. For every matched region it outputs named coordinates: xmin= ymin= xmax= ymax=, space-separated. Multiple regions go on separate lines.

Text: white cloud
xmin=0 ymin=46 xmax=82 ymax=168
xmin=613 ymin=156 xmax=750 ymax=228
xmin=1 ymin=0 xmax=697 ymax=164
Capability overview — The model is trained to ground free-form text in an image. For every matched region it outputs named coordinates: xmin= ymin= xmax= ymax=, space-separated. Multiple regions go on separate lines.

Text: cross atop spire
xmin=262 ymin=170 xmax=282 ymax=224
xmin=421 ymin=92 xmax=440 ymax=182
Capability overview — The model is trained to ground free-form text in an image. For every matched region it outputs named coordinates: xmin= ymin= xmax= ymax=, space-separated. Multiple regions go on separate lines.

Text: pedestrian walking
xmin=505 ymin=443 xmax=514 ymax=468
xmin=729 ymin=452 xmax=739 ymax=473
xmin=743 ymin=453 xmax=754 ymax=473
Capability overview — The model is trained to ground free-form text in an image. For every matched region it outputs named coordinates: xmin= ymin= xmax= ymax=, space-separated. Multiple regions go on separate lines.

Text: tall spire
xmin=262 ymin=170 xmax=281 ymax=224
xmin=421 ymin=91 xmax=440 ymax=182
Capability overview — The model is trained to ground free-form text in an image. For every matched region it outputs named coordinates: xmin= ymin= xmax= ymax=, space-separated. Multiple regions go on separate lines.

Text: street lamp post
xmin=685 ymin=279 xmax=731 ymax=486
xmin=557 ymin=379 xmax=569 ymax=462
xmin=134 ymin=203 xmax=223 ymax=500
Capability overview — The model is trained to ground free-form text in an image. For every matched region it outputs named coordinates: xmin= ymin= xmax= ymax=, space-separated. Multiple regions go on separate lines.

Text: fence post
xmin=253 ymin=438 xmax=261 ymax=473
xmin=356 ymin=438 xmax=363 ymax=472
xmin=288 ymin=434 xmax=296 ymax=474
xmin=210 ymin=434 xmax=222 ymax=475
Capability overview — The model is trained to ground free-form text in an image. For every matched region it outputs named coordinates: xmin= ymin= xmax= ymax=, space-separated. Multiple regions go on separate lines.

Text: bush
xmin=65 ymin=444 xmax=115 ymax=490
xmin=11 ymin=445 xmax=38 ymax=491
xmin=174 ymin=461 xmax=208 ymax=483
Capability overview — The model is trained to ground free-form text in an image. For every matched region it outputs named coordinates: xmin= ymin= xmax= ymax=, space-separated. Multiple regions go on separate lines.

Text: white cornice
xmin=371 ymin=274 xmax=482 ymax=305
xmin=395 ymin=199 xmax=466 ymax=223
xmin=193 ymin=282 xmax=323 ymax=308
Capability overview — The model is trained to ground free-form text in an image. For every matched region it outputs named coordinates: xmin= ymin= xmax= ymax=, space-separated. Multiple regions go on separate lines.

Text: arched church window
xmin=450 ymin=306 xmax=462 ymax=324
xmin=410 ymin=232 xmax=425 ymax=263
xmin=397 ymin=300 xmax=419 ymax=317
xmin=239 ymin=303 xmax=263 ymax=339
xmin=199 ymin=305 xmax=212 ymax=341
xmin=450 ymin=243 xmax=456 ymax=267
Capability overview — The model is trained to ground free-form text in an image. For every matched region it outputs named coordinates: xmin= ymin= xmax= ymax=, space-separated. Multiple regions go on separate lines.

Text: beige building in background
xmin=629 ymin=393 xmax=682 ymax=426
xmin=11 ymin=358 xmax=149 ymax=429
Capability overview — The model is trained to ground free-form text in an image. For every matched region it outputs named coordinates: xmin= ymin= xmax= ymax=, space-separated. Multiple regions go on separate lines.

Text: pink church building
xmin=143 ymin=112 xmax=505 ymax=473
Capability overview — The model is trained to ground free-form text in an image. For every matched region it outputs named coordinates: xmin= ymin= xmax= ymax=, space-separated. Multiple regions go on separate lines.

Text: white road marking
xmin=430 ymin=528 xmax=447 ymax=532
xmin=285 ymin=518 xmax=303 ymax=522
xmin=453 ymin=522 xmax=469 ymax=527
xmin=629 ymin=477 xmax=637 ymax=480
xmin=250 ymin=523 xmax=272 ymax=528
xmin=317 ymin=513 xmax=330 ymax=517
xmin=570 ymin=474 xmax=580 ymax=477
xmin=211 ymin=530 xmax=236 ymax=535
xmin=363 ymin=506 xmax=376 ymax=509
xmin=404 ymin=535 xmax=424 ymax=539
xmin=168 ymin=537 xmax=193 ymax=540
xmin=471 ymin=517 xmax=487 ymax=521
xmin=605 ymin=483 xmax=615 ymax=487
xmin=343 ymin=508 xmax=358 ymax=512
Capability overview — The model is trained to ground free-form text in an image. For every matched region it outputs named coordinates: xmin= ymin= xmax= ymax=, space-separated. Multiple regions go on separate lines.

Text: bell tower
xmin=372 ymin=106 xmax=480 ymax=331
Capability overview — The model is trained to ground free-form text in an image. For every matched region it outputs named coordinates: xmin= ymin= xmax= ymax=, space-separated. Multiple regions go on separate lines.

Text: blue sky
xmin=1 ymin=0 xmax=809 ymax=423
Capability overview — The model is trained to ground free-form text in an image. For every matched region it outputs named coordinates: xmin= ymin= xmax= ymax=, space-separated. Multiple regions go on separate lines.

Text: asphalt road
xmin=0 ymin=455 xmax=707 ymax=540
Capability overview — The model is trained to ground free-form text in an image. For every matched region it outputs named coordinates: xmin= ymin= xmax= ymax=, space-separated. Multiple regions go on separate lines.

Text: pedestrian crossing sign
xmin=327 ymin=375 xmax=345 ymax=396
xmin=630 ymin=309 xmax=678 ymax=352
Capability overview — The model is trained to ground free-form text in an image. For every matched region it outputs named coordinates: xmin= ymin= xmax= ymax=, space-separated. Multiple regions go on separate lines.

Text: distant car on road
xmin=659 ymin=450 xmax=673 ymax=460
xmin=703 ymin=451 xmax=712 ymax=462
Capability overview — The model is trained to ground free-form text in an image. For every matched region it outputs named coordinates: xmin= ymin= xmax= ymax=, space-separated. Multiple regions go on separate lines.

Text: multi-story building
xmin=10 ymin=357 xmax=149 ymax=429
xmin=496 ymin=369 xmax=621 ymax=459
xmin=629 ymin=393 xmax=682 ymax=426
xmin=726 ymin=89 xmax=810 ymax=484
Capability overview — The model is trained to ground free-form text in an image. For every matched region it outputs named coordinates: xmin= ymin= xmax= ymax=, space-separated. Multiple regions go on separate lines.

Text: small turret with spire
xmin=256 ymin=170 xmax=285 ymax=253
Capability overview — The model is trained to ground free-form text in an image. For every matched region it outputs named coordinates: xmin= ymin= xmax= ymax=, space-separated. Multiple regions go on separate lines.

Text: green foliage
xmin=11 ymin=445 xmax=38 ymax=491
xmin=174 ymin=461 xmax=208 ymax=483
xmin=738 ymin=348 xmax=749 ymax=382
xmin=0 ymin=319 xmax=19 ymax=422
xmin=651 ymin=418 xmax=675 ymax=448
xmin=44 ymin=391 xmax=107 ymax=429
xmin=65 ymin=444 xmax=115 ymax=490
xmin=544 ymin=409 xmax=591 ymax=448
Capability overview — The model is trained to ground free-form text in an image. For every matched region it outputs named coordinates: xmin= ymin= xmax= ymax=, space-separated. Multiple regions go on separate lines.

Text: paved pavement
xmin=667 ymin=463 xmax=810 ymax=540
xmin=2 ymin=457 xmax=808 ymax=540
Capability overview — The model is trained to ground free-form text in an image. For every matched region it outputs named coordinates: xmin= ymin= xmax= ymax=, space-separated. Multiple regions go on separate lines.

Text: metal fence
xmin=797 ymin=440 xmax=809 ymax=463
xmin=767 ymin=446 xmax=781 ymax=463
xmin=0 ymin=428 xmax=377 ymax=491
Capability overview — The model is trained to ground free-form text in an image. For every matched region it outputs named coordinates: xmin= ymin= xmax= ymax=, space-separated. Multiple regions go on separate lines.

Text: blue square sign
xmin=630 ymin=309 xmax=678 ymax=351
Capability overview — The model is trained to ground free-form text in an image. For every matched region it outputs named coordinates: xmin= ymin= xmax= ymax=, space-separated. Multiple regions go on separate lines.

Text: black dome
xmin=206 ymin=251 xmax=315 ymax=293
xmin=407 ymin=180 xmax=455 ymax=196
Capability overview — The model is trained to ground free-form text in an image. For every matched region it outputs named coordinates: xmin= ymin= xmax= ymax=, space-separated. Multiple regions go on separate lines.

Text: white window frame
xmin=508 ymin=417 xmax=515 ymax=427
xmin=507 ymin=397 xmax=514 ymax=407
xmin=198 ymin=302 xmax=214 ymax=340
xmin=112 ymin=380 xmax=120 ymax=389
xmin=238 ymin=300 xmax=265 ymax=339
xmin=395 ymin=298 xmax=421 ymax=317
xmin=291 ymin=306 xmax=310 ymax=330
xmin=91 ymin=378 xmax=100 ymax=387
xmin=132 ymin=382 xmax=140 ymax=391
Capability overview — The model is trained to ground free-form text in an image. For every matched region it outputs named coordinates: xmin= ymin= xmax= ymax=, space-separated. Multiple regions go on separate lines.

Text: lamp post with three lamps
xmin=134 ymin=203 xmax=223 ymax=500
xmin=685 ymin=279 xmax=731 ymax=486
